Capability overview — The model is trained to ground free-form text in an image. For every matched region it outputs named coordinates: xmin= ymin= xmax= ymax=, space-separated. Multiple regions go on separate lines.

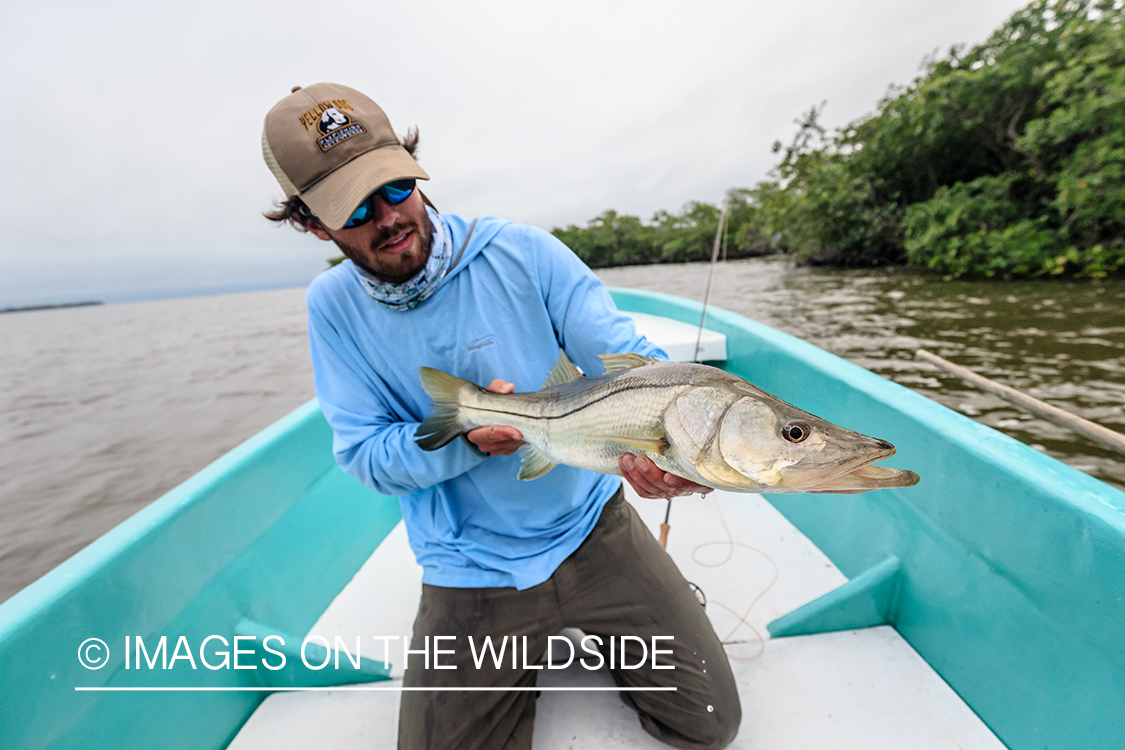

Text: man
xmin=262 ymin=82 xmax=740 ymax=750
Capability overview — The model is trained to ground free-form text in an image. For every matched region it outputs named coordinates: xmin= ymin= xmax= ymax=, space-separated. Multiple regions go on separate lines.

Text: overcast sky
xmin=0 ymin=0 xmax=1030 ymax=307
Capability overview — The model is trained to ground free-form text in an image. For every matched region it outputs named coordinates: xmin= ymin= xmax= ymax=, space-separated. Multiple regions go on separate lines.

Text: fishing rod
xmin=663 ymin=199 xmax=730 ymax=553
xmin=692 ymin=198 xmax=730 ymax=363
xmin=659 ymin=496 xmax=673 ymax=549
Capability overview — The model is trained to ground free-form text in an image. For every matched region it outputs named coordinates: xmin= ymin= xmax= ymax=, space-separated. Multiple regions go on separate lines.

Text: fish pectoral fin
xmin=597 ymin=353 xmax=659 ymax=374
xmin=587 ymin=436 xmax=668 ymax=456
xmin=517 ymin=444 xmax=558 ymax=481
xmin=541 ymin=350 xmax=584 ymax=388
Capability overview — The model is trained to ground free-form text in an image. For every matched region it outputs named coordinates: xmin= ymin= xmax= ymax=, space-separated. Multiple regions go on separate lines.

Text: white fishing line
xmin=688 ymin=495 xmax=779 ymax=662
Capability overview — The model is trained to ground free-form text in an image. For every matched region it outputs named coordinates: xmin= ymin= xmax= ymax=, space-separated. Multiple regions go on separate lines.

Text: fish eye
xmin=782 ymin=421 xmax=810 ymax=443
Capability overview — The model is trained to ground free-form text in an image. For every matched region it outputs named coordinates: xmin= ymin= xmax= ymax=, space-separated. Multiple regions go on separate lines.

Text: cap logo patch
xmin=317 ymin=120 xmax=367 ymax=151
xmin=318 ymin=107 xmax=350 ymax=134
xmin=298 ymin=99 xmax=356 ymax=131
xmin=297 ymin=99 xmax=368 ymax=152
xmin=313 ymin=107 xmax=367 ymax=151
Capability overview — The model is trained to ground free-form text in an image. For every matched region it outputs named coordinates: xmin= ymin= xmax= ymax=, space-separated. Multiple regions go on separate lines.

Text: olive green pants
xmin=397 ymin=489 xmax=741 ymax=750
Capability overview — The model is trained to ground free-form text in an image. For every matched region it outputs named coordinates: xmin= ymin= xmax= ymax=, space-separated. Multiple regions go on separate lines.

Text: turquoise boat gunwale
xmin=1 ymin=288 xmax=1123 ymax=750
xmin=0 ymin=401 xmax=403 ymax=749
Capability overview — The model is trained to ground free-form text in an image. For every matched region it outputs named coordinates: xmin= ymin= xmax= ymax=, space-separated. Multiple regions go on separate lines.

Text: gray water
xmin=0 ymin=289 xmax=314 ymax=603
xmin=2 ymin=260 xmax=1123 ymax=603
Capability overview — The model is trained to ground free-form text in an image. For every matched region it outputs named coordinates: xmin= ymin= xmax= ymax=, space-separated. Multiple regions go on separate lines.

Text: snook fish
xmin=415 ymin=352 xmax=920 ymax=494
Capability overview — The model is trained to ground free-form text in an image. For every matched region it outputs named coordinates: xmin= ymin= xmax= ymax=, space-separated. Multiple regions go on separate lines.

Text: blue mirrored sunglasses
xmin=343 ymin=179 xmax=417 ymax=228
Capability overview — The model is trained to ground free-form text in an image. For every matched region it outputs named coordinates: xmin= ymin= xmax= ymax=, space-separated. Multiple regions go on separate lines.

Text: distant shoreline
xmin=0 ymin=278 xmax=319 ymax=311
xmin=0 ymin=301 xmax=104 ymax=314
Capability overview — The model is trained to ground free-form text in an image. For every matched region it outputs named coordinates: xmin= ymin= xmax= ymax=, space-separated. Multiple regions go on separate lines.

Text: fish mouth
xmin=781 ymin=440 xmax=920 ymax=493
xmin=801 ymin=463 xmax=921 ymax=494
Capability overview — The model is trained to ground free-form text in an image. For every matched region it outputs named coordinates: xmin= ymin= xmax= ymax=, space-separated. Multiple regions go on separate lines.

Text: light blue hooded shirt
xmin=306 ymin=213 xmax=665 ymax=590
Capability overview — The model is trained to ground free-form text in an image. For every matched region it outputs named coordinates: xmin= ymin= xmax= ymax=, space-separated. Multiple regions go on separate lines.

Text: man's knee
xmin=675 ymin=649 xmax=742 ymax=749
xmin=694 ymin=699 xmax=741 ymax=750
xmin=634 ymin=681 xmax=741 ymax=750
xmin=680 ymin=682 xmax=741 ymax=749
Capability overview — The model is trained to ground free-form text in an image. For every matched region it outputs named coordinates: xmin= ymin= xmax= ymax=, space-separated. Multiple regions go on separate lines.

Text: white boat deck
xmin=229 ymin=489 xmax=1005 ymax=749
xmin=626 ymin=312 xmax=727 ymax=362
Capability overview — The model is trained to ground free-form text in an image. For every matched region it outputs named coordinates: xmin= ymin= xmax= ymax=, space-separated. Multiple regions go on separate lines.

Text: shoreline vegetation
xmin=551 ymin=0 xmax=1124 ymax=280
xmin=0 ymin=301 xmax=103 ymax=315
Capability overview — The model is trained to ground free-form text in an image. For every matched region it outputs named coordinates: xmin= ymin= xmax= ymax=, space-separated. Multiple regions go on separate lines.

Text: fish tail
xmin=416 ymin=367 xmax=473 ymax=451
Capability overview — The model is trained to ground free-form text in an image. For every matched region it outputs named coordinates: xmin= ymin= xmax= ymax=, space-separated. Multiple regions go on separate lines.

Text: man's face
xmin=310 ymin=187 xmax=433 ymax=284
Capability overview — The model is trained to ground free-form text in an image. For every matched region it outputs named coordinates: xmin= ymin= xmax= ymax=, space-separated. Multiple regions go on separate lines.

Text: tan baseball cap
xmin=262 ymin=83 xmax=430 ymax=230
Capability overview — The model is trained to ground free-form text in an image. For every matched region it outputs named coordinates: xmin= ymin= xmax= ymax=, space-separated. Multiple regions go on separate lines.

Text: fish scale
xmin=456 ymin=379 xmax=687 ymax=475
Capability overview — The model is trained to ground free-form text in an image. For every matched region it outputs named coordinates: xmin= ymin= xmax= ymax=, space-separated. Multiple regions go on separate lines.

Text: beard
xmin=343 ymin=211 xmax=435 ymax=284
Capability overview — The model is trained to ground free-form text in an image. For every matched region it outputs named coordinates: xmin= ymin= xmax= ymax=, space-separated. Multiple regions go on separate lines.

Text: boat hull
xmin=1 ymin=289 xmax=1123 ymax=750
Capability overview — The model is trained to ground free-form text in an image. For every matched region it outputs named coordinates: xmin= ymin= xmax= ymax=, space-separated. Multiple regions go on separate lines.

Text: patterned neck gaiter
xmin=351 ymin=206 xmax=453 ymax=311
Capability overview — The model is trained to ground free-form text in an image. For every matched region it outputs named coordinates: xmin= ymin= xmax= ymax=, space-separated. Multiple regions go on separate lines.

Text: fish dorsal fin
xmin=541 ymin=350 xmax=583 ymax=389
xmin=517 ymin=444 xmax=557 ymax=481
xmin=598 ymin=352 xmax=659 ymax=374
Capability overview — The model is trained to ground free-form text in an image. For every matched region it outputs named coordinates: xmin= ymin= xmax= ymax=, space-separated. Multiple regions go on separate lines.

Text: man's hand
xmin=466 ymin=380 xmax=524 ymax=456
xmin=620 ymin=453 xmax=713 ymax=499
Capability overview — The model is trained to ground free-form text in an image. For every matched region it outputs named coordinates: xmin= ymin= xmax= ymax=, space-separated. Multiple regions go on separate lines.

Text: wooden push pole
xmin=916 ymin=349 xmax=1125 ymax=456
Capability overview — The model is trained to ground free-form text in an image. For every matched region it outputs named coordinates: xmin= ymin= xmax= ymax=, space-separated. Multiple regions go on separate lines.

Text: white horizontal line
xmin=75 ymin=686 xmax=676 ymax=692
